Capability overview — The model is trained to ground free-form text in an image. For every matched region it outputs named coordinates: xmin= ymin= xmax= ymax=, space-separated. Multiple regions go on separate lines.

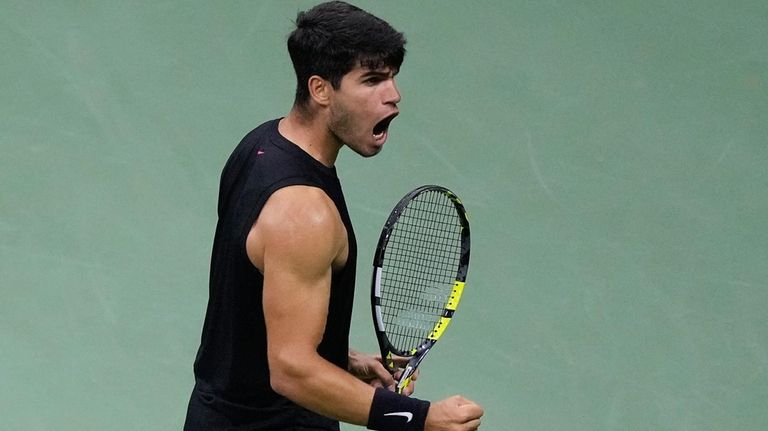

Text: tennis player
xmin=184 ymin=2 xmax=484 ymax=430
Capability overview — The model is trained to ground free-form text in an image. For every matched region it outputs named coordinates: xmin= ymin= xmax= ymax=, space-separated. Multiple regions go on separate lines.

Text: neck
xmin=278 ymin=107 xmax=341 ymax=168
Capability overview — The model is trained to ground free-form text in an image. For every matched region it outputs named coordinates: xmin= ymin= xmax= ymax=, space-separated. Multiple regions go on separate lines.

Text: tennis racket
xmin=370 ymin=185 xmax=470 ymax=394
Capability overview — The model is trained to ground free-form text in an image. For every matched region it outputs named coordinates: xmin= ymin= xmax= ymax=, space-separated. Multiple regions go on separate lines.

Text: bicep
xmin=252 ymin=187 xmax=346 ymax=359
xmin=245 ymin=187 xmax=376 ymax=423
xmin=262 ymin=247 xmax=332 ymax=357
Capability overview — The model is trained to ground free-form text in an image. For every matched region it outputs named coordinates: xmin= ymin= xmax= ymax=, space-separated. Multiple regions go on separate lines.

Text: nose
xmin=383 ymin=78 xmax=401 ymax=105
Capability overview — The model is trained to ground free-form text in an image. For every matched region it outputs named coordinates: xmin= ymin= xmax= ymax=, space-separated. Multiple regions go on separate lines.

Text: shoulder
xmin=260 ymin=186 xmax=342 ymax=232
xmin=243 ymin=118 xmax=281 ymax=141
xmin=232 ymin=119 xmax=281 ymax=154
xmin=246 ymin=185 xmax=347 ymax=272
xmin=221 ymin=119 xmax=281 ymax=179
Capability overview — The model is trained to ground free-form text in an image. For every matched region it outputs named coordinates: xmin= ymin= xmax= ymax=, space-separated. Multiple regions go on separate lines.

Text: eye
xmin=362 ymin=72 xmax=391 ymax=86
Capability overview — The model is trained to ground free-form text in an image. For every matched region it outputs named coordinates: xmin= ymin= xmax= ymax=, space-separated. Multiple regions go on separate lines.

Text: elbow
xmin=268 ymin=349 xmax=310 ymax=399
xmin=268 ymin=368 xmax=294 ymax=398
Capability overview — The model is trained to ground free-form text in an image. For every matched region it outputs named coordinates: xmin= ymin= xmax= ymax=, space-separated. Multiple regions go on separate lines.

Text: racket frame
xmin=370 ymin=185 xmax=470 ymax=394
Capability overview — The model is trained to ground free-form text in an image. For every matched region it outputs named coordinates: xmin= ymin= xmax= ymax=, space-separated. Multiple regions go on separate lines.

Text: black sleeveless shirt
xmin=191 ymin=119 xmax=357 ymax=429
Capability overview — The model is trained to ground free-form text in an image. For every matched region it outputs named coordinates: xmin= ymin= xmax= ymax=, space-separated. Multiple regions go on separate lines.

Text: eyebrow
xmin=360 ymin=69 xmax=398 ymax=79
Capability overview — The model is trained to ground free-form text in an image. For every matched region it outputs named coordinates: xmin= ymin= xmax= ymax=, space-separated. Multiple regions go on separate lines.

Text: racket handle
xmin=395 ymin=364 xmax=415 ymax=394
xmin=394 ymin=344 xmax=435 ymax=394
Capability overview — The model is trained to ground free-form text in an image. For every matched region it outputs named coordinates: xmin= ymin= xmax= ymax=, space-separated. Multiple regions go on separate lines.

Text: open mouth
xmin=373 ymin=112 xmax=398 ymax=140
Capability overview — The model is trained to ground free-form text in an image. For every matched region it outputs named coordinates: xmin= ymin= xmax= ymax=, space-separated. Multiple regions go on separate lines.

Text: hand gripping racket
xmin=371 ymin=185 xmax=470 ymax=394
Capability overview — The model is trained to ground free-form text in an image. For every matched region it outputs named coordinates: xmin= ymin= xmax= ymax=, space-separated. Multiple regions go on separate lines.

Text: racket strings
xmin=379 ymin=190 xmax=463 ymax=352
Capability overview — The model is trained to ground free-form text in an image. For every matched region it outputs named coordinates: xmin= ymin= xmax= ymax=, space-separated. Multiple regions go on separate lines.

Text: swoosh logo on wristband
xmin=384 ymin=412 xmax=413 ymax=423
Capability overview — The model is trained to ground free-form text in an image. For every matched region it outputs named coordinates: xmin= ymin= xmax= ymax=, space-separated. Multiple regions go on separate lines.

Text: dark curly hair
xmin=287 ymin=1 xmax=407 ymax=106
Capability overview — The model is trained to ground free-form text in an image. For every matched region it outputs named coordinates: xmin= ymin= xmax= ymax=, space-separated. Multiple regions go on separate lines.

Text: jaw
xmin=328 ymin=103 xmax=399 ymax=157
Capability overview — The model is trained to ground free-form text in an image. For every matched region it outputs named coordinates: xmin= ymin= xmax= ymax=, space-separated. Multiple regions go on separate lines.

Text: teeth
xmin=373 ymin=113 xmax=397 ymax=140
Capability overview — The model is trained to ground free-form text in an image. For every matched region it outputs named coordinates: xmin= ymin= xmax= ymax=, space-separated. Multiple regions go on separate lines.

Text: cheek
xmin=329 ymin=104 xmax=361 ymax=143
xmin=333 ymin=101 xmax=367 ymax=132
xmin=329 ymin=99 xmax=349 ymax=125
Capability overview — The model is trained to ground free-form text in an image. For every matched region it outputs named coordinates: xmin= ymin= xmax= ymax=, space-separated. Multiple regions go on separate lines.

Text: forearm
xmin=270 ymin=349 xmax=375 ymax=425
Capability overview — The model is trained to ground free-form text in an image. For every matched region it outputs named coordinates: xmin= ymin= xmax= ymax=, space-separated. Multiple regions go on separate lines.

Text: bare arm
xmin=247 ymin=186 xmax=375 ymax=425
xmin=247 ymin=185 xmax=484 ymax=430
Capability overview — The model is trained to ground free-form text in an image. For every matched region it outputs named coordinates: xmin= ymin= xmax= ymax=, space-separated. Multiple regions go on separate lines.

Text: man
xmin=185 ymin=2 xmax=484 ymax=430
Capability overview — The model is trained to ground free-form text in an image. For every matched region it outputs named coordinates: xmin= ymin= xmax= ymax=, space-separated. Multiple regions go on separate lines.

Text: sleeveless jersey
xmin=189 ymin=119 xmax=357 ymax=430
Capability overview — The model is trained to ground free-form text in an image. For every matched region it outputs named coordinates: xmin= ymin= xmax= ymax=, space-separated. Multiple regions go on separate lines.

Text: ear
xmin=307 ymin=75 xmax=332 ymax=107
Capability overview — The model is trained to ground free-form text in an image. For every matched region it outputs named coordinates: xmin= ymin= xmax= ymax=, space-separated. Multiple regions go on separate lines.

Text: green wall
xmin=2 ymin=1 xmax=766 ymax=429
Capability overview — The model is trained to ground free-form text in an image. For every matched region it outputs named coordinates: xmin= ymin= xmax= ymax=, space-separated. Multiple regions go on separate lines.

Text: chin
xmin=350 ymin=144 xmax=383 ymax=158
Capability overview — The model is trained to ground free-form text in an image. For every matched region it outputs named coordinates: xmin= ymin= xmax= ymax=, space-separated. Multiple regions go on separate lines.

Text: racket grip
xmin=395 ymin=364 xmax=415 ymax=394
xmin=395 ymin=345 xmax=433 ymax=394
